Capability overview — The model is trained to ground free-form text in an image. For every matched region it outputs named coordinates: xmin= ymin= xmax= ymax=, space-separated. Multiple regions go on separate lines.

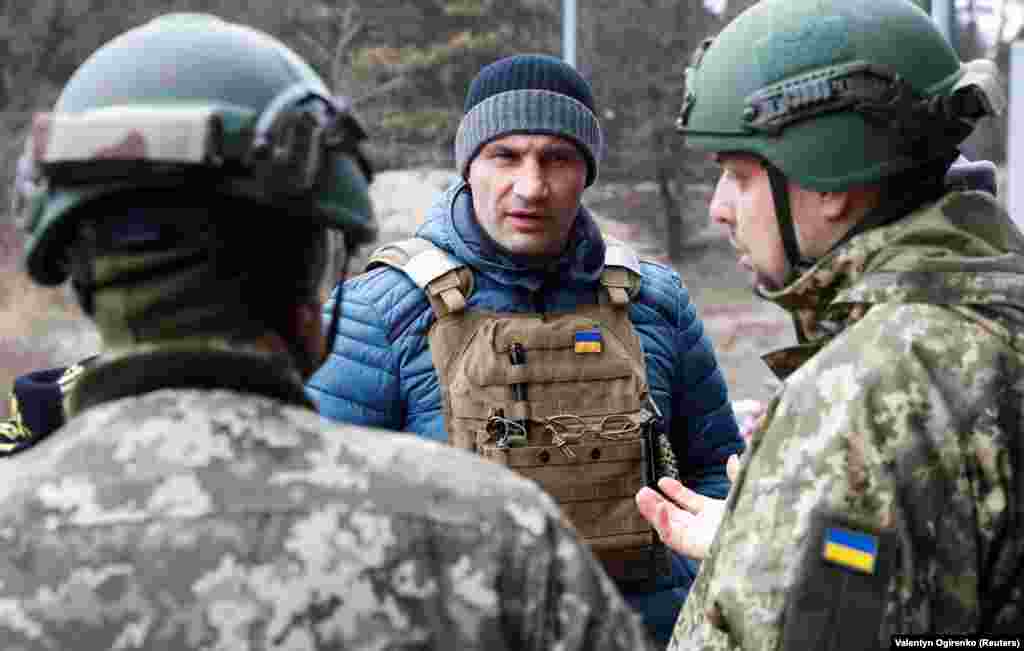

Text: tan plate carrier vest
xmin=368 ymin=237 xmax=669 ymax=588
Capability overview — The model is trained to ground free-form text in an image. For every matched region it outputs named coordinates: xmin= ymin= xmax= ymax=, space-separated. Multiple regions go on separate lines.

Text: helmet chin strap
xmin=764 ymin=162 xmax=814 ymax=283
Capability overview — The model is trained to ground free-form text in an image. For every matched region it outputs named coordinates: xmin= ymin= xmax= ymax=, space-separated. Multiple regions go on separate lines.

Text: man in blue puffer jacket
xmin=308 ymin=53 xmax=744 ymax=644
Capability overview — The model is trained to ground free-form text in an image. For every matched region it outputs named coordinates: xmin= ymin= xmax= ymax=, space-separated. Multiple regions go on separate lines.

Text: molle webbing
xmin=434 ymin=305 xmax=664 ymax=587
xmin=366 ymin=235 xmax=642 ymax=316
xmin=366 ymin=237 xmax=667 ymax=586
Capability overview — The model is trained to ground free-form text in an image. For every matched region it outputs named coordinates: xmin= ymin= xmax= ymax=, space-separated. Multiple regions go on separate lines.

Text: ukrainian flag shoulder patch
xmin=574 ymin=328 xmax=602 ymax=353
xmin=823 ymin=526 xmax=878 ymax=574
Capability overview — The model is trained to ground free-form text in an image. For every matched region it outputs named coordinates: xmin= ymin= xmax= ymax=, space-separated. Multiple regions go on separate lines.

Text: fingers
xmin=636 ymin=488 xmax=680 ymax=542
xmin=727 ymin=454 xmax=740 ymax=483
xmin=636 ymin=487 xmax=673 ymax=544
xmin=635 ymin=486 xmax=664 ymax=526
xmin=653 ymin=502 xmax=675 ymax=545
xmin=657 ymin=476 xmax=706 ymax=515
xmin=655 ymin=499 xmax=702 ymax=559
xmin=635 ymin=485 xmax=712 ymax=560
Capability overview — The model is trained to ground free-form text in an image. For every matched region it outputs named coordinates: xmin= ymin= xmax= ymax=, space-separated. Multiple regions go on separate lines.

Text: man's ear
xmin=824 ymin=185 xmax=882 ymax=225
xmin=820 ymin=190 xmax=852 ymax=224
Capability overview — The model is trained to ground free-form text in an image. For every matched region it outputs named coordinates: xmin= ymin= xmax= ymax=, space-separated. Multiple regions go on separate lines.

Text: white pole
xmin=1008 ymin=42 xmax=1024 ymax=228
xmin=563 ymin=0 xmax=577 ymax=69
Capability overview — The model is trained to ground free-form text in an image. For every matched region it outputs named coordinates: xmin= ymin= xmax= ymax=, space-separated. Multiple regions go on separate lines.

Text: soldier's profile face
xmin=709 ymin=154 xmax=790 ymax=290
xmin=709 ymin=154 xmax=840 ymax=291
xmin=467 ymin=134 xmax=587 ymax=258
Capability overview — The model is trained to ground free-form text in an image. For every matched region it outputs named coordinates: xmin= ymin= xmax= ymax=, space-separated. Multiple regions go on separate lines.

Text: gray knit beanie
xmin=455 ymin=54 xmax=604 ymax=186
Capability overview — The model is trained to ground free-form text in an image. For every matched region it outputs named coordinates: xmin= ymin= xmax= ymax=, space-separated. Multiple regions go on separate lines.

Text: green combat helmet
xmin=17 ymin=12 xmax=376 ymax=288
xmin=676 ymin=0 xmax=1004 ymax=277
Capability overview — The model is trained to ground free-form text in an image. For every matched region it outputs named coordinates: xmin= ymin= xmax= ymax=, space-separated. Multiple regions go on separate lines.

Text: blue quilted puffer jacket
xmin=308 ymin=181 xmax=743 ymax=644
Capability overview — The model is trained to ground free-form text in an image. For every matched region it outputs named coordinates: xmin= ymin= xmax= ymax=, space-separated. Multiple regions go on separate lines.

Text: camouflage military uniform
xmin=2 ymin=11 xmax=659 ymax=651
xmin=671 ymin=191 xmax=1024 ymax=648
xmin=0 ymin=347 xmax=656 ymax=650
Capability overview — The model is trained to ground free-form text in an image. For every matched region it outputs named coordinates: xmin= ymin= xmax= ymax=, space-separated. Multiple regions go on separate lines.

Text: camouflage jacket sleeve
xmin=669 ymin=303 xmax=1023 ymax=649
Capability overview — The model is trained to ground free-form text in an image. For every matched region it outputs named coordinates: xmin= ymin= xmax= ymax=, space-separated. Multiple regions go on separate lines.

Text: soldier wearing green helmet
xmin=0 ymin=14 xmax=659 ymax=650
xmin=635 ymin=0 xmax=1023 ymax=647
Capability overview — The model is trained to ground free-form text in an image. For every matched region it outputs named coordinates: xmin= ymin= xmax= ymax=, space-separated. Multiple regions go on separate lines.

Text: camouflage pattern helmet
xmin=676 ymin=0 xmax=1003 ymax=192
xmin=18 ymin=13 xmax=376 ymax=286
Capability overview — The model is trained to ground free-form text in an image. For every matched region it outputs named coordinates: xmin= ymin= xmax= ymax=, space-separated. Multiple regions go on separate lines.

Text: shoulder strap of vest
xmin=366 ymin=238 xmax=473 ymax=317
xmin=366 ymin=235 xmax=641 ymax=312
xmin=601 ymin=235 xmax=643 ymax=306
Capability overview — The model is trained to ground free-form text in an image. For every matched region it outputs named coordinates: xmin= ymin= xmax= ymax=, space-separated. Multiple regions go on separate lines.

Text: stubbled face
xmin=709 ymin=154 xmax=837 ymax=291
xmin=467 ymin=133 xmax=587 ymax=258
xmin=709 ymin=154 xmax=788 ymax=290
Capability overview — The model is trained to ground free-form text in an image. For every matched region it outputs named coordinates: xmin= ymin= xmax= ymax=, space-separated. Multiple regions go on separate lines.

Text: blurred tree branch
xmin=296 ymin=2 xmax=365 ymax=96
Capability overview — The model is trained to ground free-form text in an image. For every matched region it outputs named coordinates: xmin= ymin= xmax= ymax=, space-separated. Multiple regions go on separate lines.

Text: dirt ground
xmin=0 ymin=172 xmax=794 ymax=418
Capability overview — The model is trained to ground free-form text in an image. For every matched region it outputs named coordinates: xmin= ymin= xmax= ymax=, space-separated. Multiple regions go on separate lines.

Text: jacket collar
xmin=759 ymin=191 xmax=1024 ymax=378
xmin=416 ymin=180 xmax=606 ymax=292
xmin=67 ymin=343 xmax=314 ymax=417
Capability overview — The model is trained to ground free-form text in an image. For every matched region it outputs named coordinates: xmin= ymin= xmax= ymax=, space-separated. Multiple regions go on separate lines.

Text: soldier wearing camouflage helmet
xmin=635 ymin=0 xmax=1023 ymax=647
xmin=0 ymin=14 xmax=658 ymax=650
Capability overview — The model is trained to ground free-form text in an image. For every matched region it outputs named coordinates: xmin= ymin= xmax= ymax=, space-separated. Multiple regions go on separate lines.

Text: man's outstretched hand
xmin=635 ymin=455 xmax=739 ymax=561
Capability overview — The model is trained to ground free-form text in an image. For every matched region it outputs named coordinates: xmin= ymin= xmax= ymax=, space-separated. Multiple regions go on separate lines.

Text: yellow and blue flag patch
xmin=823 ymin=526 xmax=878 ymax=574
xmin=574 ymin=328 xmax=602 ymax=354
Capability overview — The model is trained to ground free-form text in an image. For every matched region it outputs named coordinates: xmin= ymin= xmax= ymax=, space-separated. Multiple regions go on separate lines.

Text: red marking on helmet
xmin=95 ymin=130 xmax=148 ymax=159
xmin=31 ymin=113 xmax=52 ymax=162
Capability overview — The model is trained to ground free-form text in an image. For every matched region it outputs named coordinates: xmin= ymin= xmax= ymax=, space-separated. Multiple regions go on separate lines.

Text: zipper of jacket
xmin=529 ymin=287 xmax=546 ymax=318
xmin=530 ymin=273 xmax=552 ymax=317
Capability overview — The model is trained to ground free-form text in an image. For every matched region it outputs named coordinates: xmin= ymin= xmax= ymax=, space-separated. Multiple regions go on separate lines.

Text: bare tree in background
xmin=294 ymin=1 xmax=412 ymax=108
xmin=297 ymin=3 xmax=366 ymax=97
xmin=578 ymin=0 xmax=754 ymax=260
xmin=295 ymin=2 xmax=376 ymax=286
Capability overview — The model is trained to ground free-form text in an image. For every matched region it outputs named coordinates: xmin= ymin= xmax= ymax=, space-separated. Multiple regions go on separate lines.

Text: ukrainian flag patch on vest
xmin=574 ymin=328 xmax=602 ymax=353
xmin=823 ymin=526 xmax=878 ymax=574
